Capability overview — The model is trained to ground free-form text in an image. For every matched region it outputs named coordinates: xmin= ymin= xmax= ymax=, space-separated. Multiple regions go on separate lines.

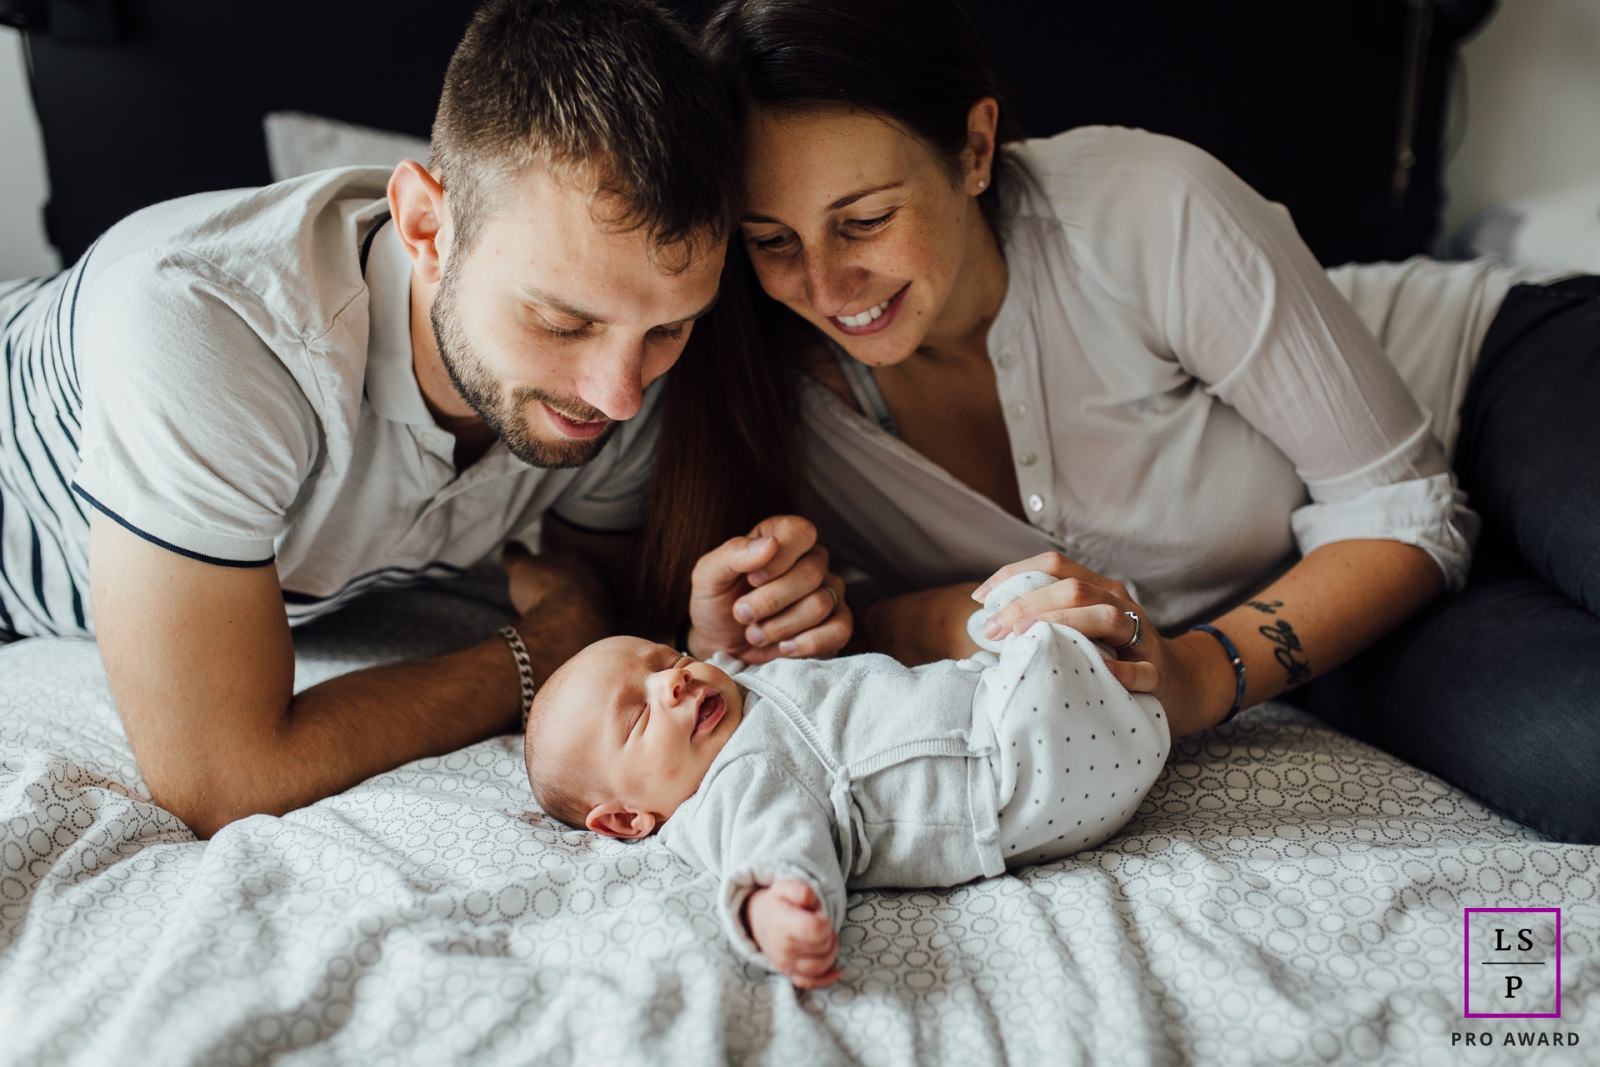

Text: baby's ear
xmin=586 ymin=802 xmax=658 ymax=840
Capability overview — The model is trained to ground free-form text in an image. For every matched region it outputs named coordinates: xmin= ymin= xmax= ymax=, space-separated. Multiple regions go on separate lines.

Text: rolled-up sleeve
xmin=1289 ymin=422 xmax=1477 ymax=590
xmin=1121 ymin=134 xmax=1479 ymax=590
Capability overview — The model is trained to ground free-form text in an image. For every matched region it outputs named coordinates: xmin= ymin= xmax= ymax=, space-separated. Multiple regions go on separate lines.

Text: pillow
xmin=263 ymin=111 xmax=430 ymax=182
xmin=1447 ymin=175 xmax=1600 ymax=274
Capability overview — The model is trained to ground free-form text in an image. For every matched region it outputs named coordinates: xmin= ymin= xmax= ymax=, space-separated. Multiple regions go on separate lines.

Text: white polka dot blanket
xmin=1 ymin=566 xmax=1595 ymax=1065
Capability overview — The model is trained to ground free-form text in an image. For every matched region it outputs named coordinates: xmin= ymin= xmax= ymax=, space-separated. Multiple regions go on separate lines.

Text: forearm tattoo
xmin=1248 ymin=599 xmax=1311 ymax=687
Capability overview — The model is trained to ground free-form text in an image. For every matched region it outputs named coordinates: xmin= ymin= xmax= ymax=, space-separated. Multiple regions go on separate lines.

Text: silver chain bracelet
xmin=497 ymin=625 xmax=537 ymax=730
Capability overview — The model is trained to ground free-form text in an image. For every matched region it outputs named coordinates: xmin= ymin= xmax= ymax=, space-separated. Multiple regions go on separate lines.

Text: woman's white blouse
xmin=801 ymin=126 xmax=1551 ymax=629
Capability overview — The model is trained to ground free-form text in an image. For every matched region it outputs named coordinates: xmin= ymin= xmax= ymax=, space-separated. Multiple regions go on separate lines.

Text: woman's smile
xmin=829 ymin=284 xmax=909 ymax=335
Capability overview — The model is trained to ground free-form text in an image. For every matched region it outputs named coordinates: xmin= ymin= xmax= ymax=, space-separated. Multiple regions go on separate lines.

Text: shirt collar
xmin=363 ymin=218 xmax=436 ymax=426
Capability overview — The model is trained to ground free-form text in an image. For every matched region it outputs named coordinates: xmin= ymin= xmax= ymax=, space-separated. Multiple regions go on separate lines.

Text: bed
xmin=2 ymin=566 xmax=1594 ymax=1065
xmin=5 ymin=1 xmax=1597 ymax=1062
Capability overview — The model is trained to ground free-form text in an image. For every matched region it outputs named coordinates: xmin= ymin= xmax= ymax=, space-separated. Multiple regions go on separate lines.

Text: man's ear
xmin=585 ymin=801 xmax=659 ymax=840
xmin=387 ymin=159 xmax=450 ymax=286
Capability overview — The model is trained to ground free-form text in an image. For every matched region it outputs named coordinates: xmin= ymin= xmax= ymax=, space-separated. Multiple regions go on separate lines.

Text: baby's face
xmin=538 ymin=636 xmax=744 ymax=834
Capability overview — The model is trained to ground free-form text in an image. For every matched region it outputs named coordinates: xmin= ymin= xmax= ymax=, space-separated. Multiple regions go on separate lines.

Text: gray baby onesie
xmin=657 ymin=574 xmax=1170 ymax=970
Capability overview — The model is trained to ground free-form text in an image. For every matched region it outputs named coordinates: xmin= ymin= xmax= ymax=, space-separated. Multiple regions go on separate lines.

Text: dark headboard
xmin=5 ymin=0 xmax=1491 ymax=267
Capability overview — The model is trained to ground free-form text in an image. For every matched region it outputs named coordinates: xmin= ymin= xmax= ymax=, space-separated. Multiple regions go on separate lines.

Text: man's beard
xmin=429 ymin=264 xmax=617 ymax=469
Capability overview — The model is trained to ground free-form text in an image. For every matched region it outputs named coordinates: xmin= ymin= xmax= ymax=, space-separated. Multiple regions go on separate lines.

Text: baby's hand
xmin=743 ymin=879 xmax=841 ymax=989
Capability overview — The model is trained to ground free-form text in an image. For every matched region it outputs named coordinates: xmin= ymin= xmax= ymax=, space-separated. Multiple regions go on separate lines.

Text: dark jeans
xmin=1295 ymin=275 xmax=1600 ymax=844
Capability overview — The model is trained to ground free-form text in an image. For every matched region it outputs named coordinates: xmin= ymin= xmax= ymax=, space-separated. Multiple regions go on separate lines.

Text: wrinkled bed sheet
xmin=1 ymin=567 xmax=1595 ymax=1066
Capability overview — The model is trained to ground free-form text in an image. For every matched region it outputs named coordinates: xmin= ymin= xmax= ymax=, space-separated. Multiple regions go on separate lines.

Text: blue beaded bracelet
xmin=1189 ymin=623 xmax=1247 ymax=724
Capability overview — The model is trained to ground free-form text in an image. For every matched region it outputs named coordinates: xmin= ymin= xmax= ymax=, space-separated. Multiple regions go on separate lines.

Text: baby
xmin=524 ymin=573 xmax=1169 ymax=988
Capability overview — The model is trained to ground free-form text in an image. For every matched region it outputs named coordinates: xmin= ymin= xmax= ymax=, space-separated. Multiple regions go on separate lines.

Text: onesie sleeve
xmin=1100 ymin=133 xmax=1478 ymax=589
xmin=659 ymin=754 xmax=847 ymax=972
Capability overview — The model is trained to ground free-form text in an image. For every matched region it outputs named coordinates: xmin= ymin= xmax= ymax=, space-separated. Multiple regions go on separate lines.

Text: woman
xmin=696 ymin=0 xmax=1600 ymax=842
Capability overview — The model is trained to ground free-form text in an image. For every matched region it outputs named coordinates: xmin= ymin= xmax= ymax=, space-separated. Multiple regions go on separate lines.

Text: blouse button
xmin=996 ymin=353 xmax=1014 ymax=370
xmin=1008 ymin=401 xmax=1029 ymax=420
xmin=1019 ymin=452 xmax=1038 ymax=467
xmin=1026 ymin=493 xmax=1045 ymax=513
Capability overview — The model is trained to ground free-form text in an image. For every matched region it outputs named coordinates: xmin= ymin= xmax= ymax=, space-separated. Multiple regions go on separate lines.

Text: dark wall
xmin=969 ymin=2 xmax=1491 ymax=265
xmin=9 ymin=0 xmax=1490 ymax=268
xmin=18 ymin=1 xmax=479 ymax=264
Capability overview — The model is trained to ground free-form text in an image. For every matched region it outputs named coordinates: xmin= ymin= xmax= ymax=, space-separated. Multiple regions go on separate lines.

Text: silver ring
xmin=1115 ymin=610 xmax=1143 ymax=651
xmin=823 ymin=585 xmax=841 ymax=612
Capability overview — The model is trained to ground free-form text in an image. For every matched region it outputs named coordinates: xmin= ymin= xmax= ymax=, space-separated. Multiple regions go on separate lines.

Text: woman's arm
xmin=865 ymin=139 xmax=1468 ymax=713
xmin=1160 ymin=539 xmax=1444 ymax=735
xmin=993 ymin=138 xmax=1464 ymax=734
xmin=980 ymin=540 xmax=1446 ymax=738
xmin=858 ymin=555 xmax=1167 ymax=698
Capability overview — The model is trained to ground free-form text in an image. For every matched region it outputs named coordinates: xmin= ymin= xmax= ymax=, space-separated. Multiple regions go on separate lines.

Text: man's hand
xmin=687 ymin=515 xmax=851 ymax=664
xmin=503 ymin=540 xmax=607 ymax=620
xmin=743 ymin=879 xmax=841 ymax=989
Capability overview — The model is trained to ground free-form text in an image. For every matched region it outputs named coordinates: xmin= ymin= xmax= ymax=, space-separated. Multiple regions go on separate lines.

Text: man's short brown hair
xmin=430 ymin=0 xmax=741 ymax=263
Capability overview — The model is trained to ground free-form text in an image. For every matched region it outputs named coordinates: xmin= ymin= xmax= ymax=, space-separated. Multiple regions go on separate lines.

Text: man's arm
xmin=90 ymin=514 xmax=610 ymax=839
xmin=540 ymin=513 xmax=643 ymax=622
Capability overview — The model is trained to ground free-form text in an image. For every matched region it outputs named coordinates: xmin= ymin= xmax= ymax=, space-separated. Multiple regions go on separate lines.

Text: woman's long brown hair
xmin=639 ymin=0 xmax=1026 ymax=630
xmin=633 ymin=240 xmax=803 ymax=633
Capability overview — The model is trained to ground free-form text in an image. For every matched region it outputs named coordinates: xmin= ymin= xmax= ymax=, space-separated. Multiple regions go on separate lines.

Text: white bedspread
xmin=1 ymin=568 xmax=1595 ymax=1066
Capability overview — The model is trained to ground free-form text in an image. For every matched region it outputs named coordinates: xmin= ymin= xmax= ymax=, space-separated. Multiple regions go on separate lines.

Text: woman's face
xmin=740 ymin=106 xmax=993 ymax=366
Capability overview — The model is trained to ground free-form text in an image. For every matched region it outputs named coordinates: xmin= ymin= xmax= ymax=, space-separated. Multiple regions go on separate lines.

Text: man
xmin=0 ymin=0 xmax=849 ymax=837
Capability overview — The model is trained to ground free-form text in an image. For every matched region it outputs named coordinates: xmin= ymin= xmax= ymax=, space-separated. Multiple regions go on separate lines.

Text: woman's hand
xmin=975 ymin=551 xmax=1205 ymax=716
xmin=686 ymin=515 xmax=852 ymax=664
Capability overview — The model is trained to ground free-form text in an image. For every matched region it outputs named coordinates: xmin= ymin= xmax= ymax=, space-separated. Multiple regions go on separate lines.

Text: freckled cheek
xmin=915 ymin=220 xmax=960 ymax=299
xmin=874 ymin=215 xmax=935 ymax=273
xmin=752 ymin=257 xmax=807 ymax=309
xmin=883 ymin=232 xmax=948 ymax=316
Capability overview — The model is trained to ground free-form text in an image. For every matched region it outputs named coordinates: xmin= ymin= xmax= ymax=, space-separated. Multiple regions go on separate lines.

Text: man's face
xmin=430 ymin=166 xmax=725 ymax=468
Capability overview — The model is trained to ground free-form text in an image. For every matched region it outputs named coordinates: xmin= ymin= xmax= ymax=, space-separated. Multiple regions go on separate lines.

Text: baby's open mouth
xmin=693 ymin=691 xmax=725 ymax=739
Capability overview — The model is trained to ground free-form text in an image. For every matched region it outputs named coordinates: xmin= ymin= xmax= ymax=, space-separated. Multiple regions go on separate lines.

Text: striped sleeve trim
xmin=72 ymin=485 xmax=275 ymax=569
xmin=281 ymin=560 xmax=467 ymax=605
